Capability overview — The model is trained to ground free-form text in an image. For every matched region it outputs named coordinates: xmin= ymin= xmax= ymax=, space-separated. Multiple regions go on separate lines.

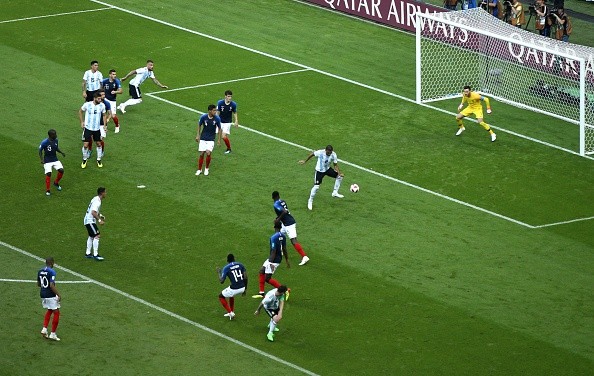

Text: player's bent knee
xmin=46 ymin=172 xmax=52 ymax=177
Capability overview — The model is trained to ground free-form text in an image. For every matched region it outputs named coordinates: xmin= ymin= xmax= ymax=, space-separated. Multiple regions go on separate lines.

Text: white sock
xmin=333 ymin=176 xmax=343 ymax=193
xmin=86 ymin=237 xmax=92 ymax=255
xmin=82 ymin=146 xmax=88 ymax=159
xmin=124 ymin=98 xmax=142 ymax=107
xmin=97 ymin=147 xmax=103 ymax=159
xmin=309 ymin=185 xmax=319 ymax=200
xmin=92 ymin=238 xmax=100 ymax=256
xmin=268 ymin=319 xmax=277 ymax=334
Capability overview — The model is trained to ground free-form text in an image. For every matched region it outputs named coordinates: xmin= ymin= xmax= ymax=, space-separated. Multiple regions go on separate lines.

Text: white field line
xmin=0 ymin=278 xmax=91 ymax=284
xmin=0 ymin=7 xmax=111 ymax=24
xmin=0 ymin=241 xmax=318 ymax=376
xmin=91 ymin=0 xmax=594 ymax=160
xmin=147 ymin=92 xmax=537 ymax=228
xmin=532 ymin=215 xmax=594 ymax=229
xmin=153 ymin=69 xmax=311 ymax=95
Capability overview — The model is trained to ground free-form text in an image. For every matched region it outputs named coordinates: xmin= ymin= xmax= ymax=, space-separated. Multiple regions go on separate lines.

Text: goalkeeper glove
xmin=486 ymin=107 xmax=492 ymax=114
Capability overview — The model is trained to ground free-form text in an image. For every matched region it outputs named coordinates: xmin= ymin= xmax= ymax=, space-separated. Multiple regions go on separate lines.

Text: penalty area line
xmin=146 ymin=93 xmax=536 ymax=229
xmin=150 ymin=68 xmax=312 ymax=95
xmin=0 ymin=278 xmax=91 ymax=284
xmin=532 ymin=215 xmax=594 ymax=228
xmin=0 ymin=7 xmax=112 ymax=24
xmin=0 ymin=240 xmax=319 ymax=376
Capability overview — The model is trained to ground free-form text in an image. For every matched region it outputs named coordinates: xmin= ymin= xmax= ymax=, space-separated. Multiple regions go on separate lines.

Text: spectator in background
xmin=550 ymin=7 xmax=571 ymax=42
xmin=534 ymin=0 xmax=551 ymax=37
xmin=444 ymin=0 xmax=459 ymax=10
xmin=486 ymin=0 xmax=501 ymax=18
xmin=509 ymin=0 xmax=525 ymax=27
xmin=461 ymin=0 xmax=477 ymax=9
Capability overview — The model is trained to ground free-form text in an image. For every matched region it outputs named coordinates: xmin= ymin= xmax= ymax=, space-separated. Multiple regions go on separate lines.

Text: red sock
xmin=113 ymin=115 xmax=119 ymax=127
xmin=294 ymin=243 xmax=306 ymax=257
xmin=88 ymin=143 xmax=92 ymax=151
xmin=259 ymin=273 xmax=266 ymax=292
xmin=219 ymin=297 xmax=231 ymax=313
xmin=268 ymin=278 xmax=281 ymax=288
xmin=206 ymin=155 xmax=211 ymax=168
xmin=100 ymin=140 xmax=105 ymax=151
xmin=55 ymin=171 xmax=63 ymax=184
xmin=198 ymin=156 xmax=204 ymax=170
xmin=45 ymin=176 xmax=51 ymax=191
xmin=51 ymin=310 xmax=60 ymax=332
xmin=229 ymin=297 xmax=235 ymax=311
xmin=43 ymin=310 xmax=52 ymax=327
xmin=223 ymin=137 xmax=231 ymax=150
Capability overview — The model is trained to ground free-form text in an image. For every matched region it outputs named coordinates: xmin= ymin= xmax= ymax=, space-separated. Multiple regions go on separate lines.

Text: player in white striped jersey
xmin=118 ymin=60 xmax=168 ymax=113
xmin=82 ymin=60 xmax=103 ymax=102
xmin=83 ymin=187 xmax=107 ymax=261
xmin=78 ymin=92 xmax=106 ymax=168
xmin=299 ymin=144 xmax=345 ymax=210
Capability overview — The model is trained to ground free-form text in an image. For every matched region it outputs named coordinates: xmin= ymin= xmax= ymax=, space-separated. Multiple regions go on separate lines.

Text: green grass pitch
xmin=0 ymin=1 xmax=592 ymax=375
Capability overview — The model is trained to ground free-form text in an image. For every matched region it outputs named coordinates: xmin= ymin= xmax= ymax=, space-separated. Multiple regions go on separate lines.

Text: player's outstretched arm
xmin=298 ymin=152 xmax=314 ymax=164
xmin=120 ymin=70 xmax=136 ymax=82
xmin=152 ymin=77 xmax=168 ymax=89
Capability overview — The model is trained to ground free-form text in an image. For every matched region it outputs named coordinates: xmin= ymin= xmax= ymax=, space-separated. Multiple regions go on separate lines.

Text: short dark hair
xmin=463 ymin=85 xmax=472 ymax=91
xmin=272 ymin=191 xmax=280 ymax=199
xmin=48 ymin=129 xmax=57 ymax=137
xmin=109 ymin=69 xmax=116 ymax=74
xmin=274 ymin=222 xmax=282 ymax=230
xmin=224 ymin=90 xmax=232 ymax=96
xmin=227 ymin=253 xmax=235 ymax=263
xmin=91 ymin=60 xmax=99 ymax=65
xmin=277 ymin=285 xmax=288 ymax=293
xmin=147 ymin=59 xmax=154 ymax=64
xmin=208 ymin=104 xmax=216 ymax=111
xmin=325 ymin=145 xmax=333 ymax=152
xmin=97 ymin=187 xmax=106 ymax=195
xmin=45 ymin=257 xmax=54 ymax=266
xmin=94 ymin=91 xmax=102 ymax=98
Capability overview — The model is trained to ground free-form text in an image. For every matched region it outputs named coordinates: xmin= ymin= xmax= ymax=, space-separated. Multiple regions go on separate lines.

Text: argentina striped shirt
xmin=81 ymin=101 xmax=106 ymax=131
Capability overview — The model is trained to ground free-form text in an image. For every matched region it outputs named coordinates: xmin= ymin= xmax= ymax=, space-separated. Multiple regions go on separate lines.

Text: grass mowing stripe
xmin=0 ymin=240 xmax=319 ymax=376
xmin=0 ymin=7 xmax=111 ymax=24
xmin=0 ymin=279 xmax=92 ymax=284
xmin=152 ymin=68 xmax=312 ymax=94
xmin=147 ymin=92 xmax=537 ymax=228
xmin=90 ymin=0 xmax=590 ymax=159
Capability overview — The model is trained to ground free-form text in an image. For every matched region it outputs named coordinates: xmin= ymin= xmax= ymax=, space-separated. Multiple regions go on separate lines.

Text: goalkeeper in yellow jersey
xmin=455 ymin=85 xmax=497 ymax=142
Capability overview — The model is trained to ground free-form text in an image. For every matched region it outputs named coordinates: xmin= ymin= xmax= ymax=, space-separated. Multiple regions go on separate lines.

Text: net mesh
xmin=417 ymin=8 xmax=594 ymax=155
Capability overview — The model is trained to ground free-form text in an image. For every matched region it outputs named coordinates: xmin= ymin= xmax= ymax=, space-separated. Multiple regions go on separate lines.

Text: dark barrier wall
xmin=303 ymin=0 xmax=445 ymax=32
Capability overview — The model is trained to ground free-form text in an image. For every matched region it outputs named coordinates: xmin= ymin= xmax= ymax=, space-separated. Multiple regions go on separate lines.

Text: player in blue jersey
xmin=299 ymin=144 xmax=345 ymax=210
xmin=272 ymin=191 xmax=309 ymax=265
xmin=38 ymin=257 xmax=62 ymax=341
xmin=254 ymin=222 xmax=291 ymax=298
xmin=101 ymin=69 xmax=122 ymax=133
xmin=216 ymin=90 xmax=238 ymax=154
xmin=39 ymin=129 xmax=66 ymax=196
xmin=217 ymin=254 xmax=248 ymax=320
xmin=195 ymin=104 xmax=222 ymax=176
xmin=254 ymin=285 xmax=289 ymax=342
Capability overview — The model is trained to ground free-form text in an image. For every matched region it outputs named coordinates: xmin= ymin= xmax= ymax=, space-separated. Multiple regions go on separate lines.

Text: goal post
xmin=415 ymin=8 xmax=594 ymax=156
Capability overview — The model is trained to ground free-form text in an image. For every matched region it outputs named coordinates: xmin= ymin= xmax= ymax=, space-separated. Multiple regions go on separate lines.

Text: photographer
xmin=483 ymin=0 xmax=502 ymax=19
xmin=534 ymin=0 xmax=551 ymax=37
xmin=444 ymin=0 xmax=459 ymax=10
xmin=509 ymin=0 xmax=525 ymax=27
xmin=550 ymin=7 xmax=571 ymax=42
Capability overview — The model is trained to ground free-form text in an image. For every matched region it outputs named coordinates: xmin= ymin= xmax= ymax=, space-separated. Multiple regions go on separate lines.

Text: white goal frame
xmin=415 ymin=9 xmax=592 ymax=156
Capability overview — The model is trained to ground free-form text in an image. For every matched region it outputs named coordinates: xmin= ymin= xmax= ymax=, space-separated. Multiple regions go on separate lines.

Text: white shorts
xmin=198 ymin=140 xmax=215 ymax=152
xmin=281 ymin=223 xmax=297 ymax=239
xmin=43 ymin=161 xmax=63 ymax=174
xmin=217 ymin=123 xmax=232 ymax=135
xmin=262 ymin=260 xmax=280 ymax=274
xmin=100 ymin=125 xmax=107 ymax=139
xmin=221 ymin=286 xmax=245 ymax=298
xmin=41 ymin=296 xmax=60 ymax=310
xmin=107 ymin=99 xmax=117 ymax=115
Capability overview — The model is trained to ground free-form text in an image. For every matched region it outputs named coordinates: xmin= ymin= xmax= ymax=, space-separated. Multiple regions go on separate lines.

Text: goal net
xmin=415 ymin=8 xmax=594 ymax=156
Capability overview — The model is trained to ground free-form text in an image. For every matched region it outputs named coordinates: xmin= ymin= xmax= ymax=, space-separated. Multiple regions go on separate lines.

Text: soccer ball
xmin=350 ymin=184 xmax=359 ymax=193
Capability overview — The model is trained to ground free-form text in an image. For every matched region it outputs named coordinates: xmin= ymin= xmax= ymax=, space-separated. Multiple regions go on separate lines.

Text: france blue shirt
xmin=38 ymin=266 xmax=57 ymax=298
xmin=216 ymin=99 xmax=237 ymax=123
xmin=39 ymin=138 xmax=59 ymax=163
xmin=220 ymin=262 xmax=247 ymax=289
xmin=100 ymin=99 xmax=112 ymax=125
xmin=101 ymin=78 xmax=121 ymax=101
xmin=273 ymin=199 xmax=296 ymax=226
xmin=269 ymin=231 xmax=286 ymax=263
xmin=198 ymin=114 xmax=221 ymax=141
